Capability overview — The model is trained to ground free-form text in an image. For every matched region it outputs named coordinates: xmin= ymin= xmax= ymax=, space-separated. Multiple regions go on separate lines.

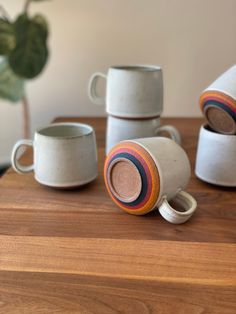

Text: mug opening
xmin=37 ymin=123 xmax=93 ymax=139
xmin=111 ymin=65 xmax=161 ymax=72
xmin=203 ymin=124 xmax=218 ymax=133
xmin=203 ymin=124 xmax=236 ymax=136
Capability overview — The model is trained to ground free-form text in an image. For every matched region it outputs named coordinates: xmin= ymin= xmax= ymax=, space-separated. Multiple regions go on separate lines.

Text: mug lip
xmin=201 ymin=123 xmax=236 ymax=138
xmin=106 ymin=110 xmax=162 ymax=118
xmin=108 ymin=113 xmax=161 ymax=121
xmin=108 ymin=114 xmax=161 ymax=121
xmin=36 ymin=122 xmax=94 ymax=139
xmin=110 ymin=64 xmax=162 ymax=72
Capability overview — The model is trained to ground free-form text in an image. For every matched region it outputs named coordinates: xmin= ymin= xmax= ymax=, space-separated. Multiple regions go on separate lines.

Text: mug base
xmin=204 ymin=105 xmax=236 ymax=135
xmin=35 ymin=174 xmax=98 ymax=189
xmin=195 ymin=171 xmax=236 ymax=187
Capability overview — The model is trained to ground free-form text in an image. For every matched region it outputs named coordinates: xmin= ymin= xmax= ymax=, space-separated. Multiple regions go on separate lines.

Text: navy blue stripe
xmin=108 ymin=152 xmax=149 ymax=206
xmin=203 ymin=100 xmax=236 ymax=121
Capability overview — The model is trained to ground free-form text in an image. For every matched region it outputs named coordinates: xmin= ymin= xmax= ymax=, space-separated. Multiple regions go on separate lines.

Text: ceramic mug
xmin=199 ymin=65 xmax=236 ymax=134
xmin=88 ymin=65 xmax=163 ymax=118
xmin=104 ymin=137 xmax=197 ymax=224
xmin=106 ymin=115 xmax=181 ymax=155
xmin=195 ymin=124 xmax=236 ymax=186
xmin=11 ymin=123 xmax=98 ymax=188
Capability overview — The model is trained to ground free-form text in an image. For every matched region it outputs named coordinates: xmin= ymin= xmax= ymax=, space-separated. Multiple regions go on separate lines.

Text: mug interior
xmin=203 ymin=124 xmax=236 ymax=136
xmin=37 ymin=123 xmax=93 ymax=138
xmin=111 ymin=65 xmax=161 ymax=72
xmin=203 ymin=124 xmax=218 ymax=133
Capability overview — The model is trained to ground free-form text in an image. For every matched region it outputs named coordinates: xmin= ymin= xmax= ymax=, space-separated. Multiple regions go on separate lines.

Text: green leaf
xmin=9 ymin=13 xmax=49 ymax=79
xmin=32 ymin=14 xmax=48 ymax=39
xmin=0 ymin=18 xmax=16 ymax=55
xmin=0 ymin=58 xmax=25 ymax=102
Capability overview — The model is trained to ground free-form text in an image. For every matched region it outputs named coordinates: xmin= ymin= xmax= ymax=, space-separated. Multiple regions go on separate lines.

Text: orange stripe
xmin=104 ymin=141 xmax=160 ymax=215
xmin=200 ymin=90 xmax=236 ymax=111
xmin=104 ymin=142 xmax=158 ymax=215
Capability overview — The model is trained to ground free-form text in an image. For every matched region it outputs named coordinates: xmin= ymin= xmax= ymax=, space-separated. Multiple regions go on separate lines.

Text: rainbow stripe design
xmin=104 ymin=141 xmax=160 ymax=215
xmin=200 ymin=90 xmax=236 ymax=121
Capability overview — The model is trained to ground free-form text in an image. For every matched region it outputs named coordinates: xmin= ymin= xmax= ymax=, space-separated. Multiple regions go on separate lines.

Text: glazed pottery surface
xmin=106 ymin=115 xmax=181 ymax=154
xmin=104 ymin=137 xmax=197 ymax=224
xmin=200 ymin=65 xmax=236 ymax=134
xmin=195 ymin=124 xmax=236 ymax=186
xmin=88 ymin=65 xmax=163 ymax=118
xmin=11 ymin=123 xmax=98 ymax=188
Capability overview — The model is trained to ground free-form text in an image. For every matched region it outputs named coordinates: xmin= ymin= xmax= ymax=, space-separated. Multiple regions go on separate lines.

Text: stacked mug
xmin=89 ymin=65 xmax=197 ymax=224
xmin=88 ymin=65 xmax=181 ymax=155
xmin=196 ymin=65 xmax=236 ymax=186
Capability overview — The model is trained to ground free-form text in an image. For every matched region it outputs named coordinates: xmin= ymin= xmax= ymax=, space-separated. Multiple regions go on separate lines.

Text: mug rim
xmin=36 ymin=122 xmax=94 ymax=139
xmin=110 ymin=64 xmax=162 ymax=72
xmin=202 ymin=123 xmax=236 ymax=138
xmin=108 ymin=114 xmax=161 ymax=121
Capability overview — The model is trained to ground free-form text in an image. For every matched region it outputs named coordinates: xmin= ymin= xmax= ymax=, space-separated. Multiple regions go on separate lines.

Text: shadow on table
xmin=0 ymin=164 xmax=10 ymax=177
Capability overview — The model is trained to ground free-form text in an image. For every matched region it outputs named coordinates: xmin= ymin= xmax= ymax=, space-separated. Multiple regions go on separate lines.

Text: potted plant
xmin=0 ymin=0 xmax=50 ymax=138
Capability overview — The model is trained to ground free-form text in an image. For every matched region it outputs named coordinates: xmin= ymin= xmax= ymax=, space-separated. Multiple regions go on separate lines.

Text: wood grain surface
xmin=0 ymin=117 xmax=235 ymax=314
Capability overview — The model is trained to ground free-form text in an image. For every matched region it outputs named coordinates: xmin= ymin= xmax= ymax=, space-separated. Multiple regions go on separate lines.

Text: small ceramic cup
xmin=195 ymin=124 xmax=236 ymax=186
xmin=104 ymin=137 xmax=197 ymax=224
xmin=88 ymin=65 xmax=163 ymax=118
xmin=106 ymin=115 xmax=181 ymax=155
xmin=11 ymin=123 xmax=98 ymax=188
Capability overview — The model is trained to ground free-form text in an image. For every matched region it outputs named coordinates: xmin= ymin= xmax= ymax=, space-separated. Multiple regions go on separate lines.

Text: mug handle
xmin=158 ymin=190 xmax=197 ymax=224
xmin=11 ymin=139 xmax=34 ymax=174
xmin=88 ymin=72 xmax=107 ymax=105
xmin=155 ymin=125 xmax=181 ymax=145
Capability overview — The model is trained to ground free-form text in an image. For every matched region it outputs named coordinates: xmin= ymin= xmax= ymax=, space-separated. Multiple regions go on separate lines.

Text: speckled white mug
xmin=195 ymin=124 xmax=236 ymax=186
xmin=88 ymin=65 xmax=163 ymax=118
xmin=105 ymin=137 xmax=197 ymax=224
xmin=106 ymin=115 xmax=181 ymax=154
xmin=11 ymin=123 xmax=98 ymax=188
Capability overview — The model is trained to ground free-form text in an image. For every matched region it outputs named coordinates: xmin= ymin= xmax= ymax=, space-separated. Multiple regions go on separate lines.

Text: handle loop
xmin=88 ymin=72 xmax=107 ymax=105
xmin=158 ymin=190 xmax=197 ymax=224
xmin=11 ymin=139 xmax=34 ymax=174
xmin=155 ymin=125 xmax=181 ymax=145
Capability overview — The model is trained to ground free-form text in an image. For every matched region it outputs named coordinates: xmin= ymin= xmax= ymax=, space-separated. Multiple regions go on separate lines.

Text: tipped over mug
xmin=11 ymin=123 xmax=98 ymax=188
xmin=104 ymin=137 xmax=197 ymax=224
xmin=88 ymin=65 xmax=163 ymax=118
xmin=199 ymin=65 xmax=236 ymax=134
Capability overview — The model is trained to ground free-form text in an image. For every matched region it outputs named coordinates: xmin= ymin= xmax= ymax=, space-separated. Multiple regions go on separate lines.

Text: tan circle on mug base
xmin=108 ymin=158 xmax=142 ymax=203
xmin=204 ymin=105 xmax=236 ymax=134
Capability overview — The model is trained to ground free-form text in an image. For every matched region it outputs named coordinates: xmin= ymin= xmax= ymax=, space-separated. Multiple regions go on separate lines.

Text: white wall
xmin=1 ymin=0 xmax=236 ymax=163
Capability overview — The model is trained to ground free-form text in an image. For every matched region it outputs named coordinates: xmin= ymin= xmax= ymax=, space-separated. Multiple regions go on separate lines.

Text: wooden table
xmin=0 ymin=117 xmax=235 ymax=313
